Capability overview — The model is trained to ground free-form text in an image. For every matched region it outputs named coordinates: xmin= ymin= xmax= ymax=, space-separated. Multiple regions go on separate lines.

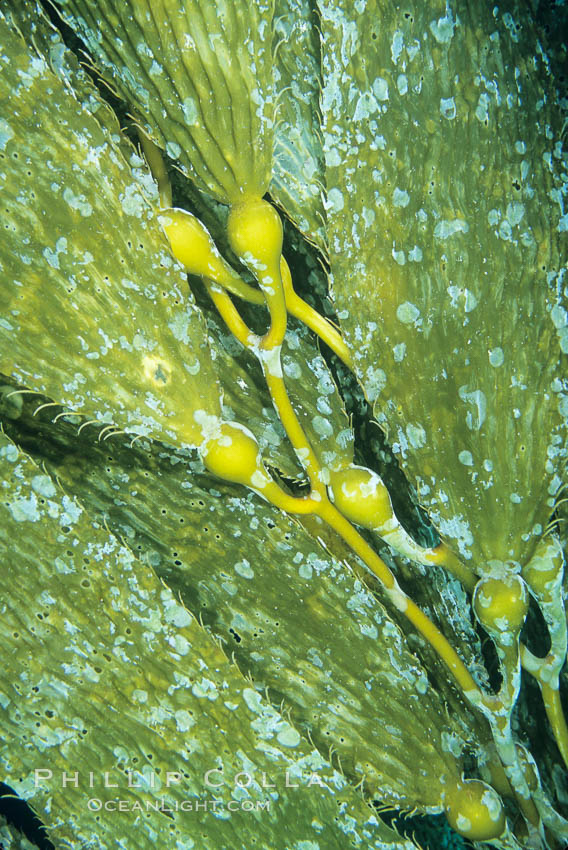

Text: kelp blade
xmin=319 ymin=0 xmax=567 ymax=568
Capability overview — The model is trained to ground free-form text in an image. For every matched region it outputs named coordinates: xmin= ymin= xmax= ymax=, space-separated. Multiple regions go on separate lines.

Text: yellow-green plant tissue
xmin=0 ymin=2 xmax=566 ymax=849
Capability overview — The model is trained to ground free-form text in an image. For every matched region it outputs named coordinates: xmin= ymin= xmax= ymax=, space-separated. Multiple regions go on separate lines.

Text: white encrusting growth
xmin=193 ymin=410 xmax=223 ymax=443
xmin=259 ymin=345 xmax=283 ymax=378
xmin=386 ymin=583 xmax=408 ymax=613
xmin=250 ymin=470 xmax=270 ymax=490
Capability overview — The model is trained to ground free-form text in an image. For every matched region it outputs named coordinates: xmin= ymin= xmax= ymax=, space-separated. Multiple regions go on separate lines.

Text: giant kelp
xmin=0 ymin=2 xmax=567 ymax=849
xmin=1 ymin=429 xmax=416 ymax=850
xmin=319 ymin=0 xmax=567 ymax=568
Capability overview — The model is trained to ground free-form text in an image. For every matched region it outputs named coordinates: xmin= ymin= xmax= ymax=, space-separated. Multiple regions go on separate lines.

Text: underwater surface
xmin=0 ymin=0 xmax=567 ymax=848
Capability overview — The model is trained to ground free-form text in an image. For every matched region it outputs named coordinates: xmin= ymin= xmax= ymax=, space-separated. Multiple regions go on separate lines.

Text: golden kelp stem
xmin=521 ymin=537 xmax=568 ymax=769
xmin=539 ymin=683 xmax=568 ymax=769
xmin=138 ymin=130 xmax=172 ymax=208
xmin=162 ymin=192 xmax=535 ymax=721
xmin=195 ymin=199 xmax=551 ymax=842
xmin=522 ymin=647 xmax=568 ymax=769
xmin=315 ymin=499 xmax=481 ymax=693
xmin=280 ymin=257 xmax=352 ymax=369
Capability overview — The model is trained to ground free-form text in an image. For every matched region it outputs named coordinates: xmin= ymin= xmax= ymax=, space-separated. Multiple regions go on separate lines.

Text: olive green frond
xmin=318 ymin=0 xmax=568 ymax=568
xmin=0 ymin=15 xmax=222 ymax=449
xmin=55 ymin=0 xmax=276 ymax=202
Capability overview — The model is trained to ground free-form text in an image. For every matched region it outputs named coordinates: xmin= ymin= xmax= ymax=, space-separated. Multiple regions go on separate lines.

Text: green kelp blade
xmin=319 ymin=0 xmax=568 ymax=569
xmin=0 ymin=13 xmax=221 ymax=448
xmin=4 ymin=2 xmax=137 ymax=168
xmin=0 ymin=433 xmax=420 ymax=850
xmin=3 ymin=404 xmax=477 ymax=816
xmin=271 ymin=0 xmax=328 ymax=252
xmin=56 ymin=0 xmax=275 ymax=203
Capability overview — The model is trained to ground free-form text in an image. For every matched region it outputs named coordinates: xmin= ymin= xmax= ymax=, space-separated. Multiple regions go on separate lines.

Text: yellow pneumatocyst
xmin=227 ymin=197 xmax=283 ymax=270
xmin=327 ymin=465 xmax=393 ymax=530
xmin=201 ymin=422 xmax=261 ymax=486
xmin=159 ymin=208 xmax=227 ymax=281
xmin=522 ymin=557 xmax=560 ymax=596
xmin=472 ymin=574 xmax=529 ymax=635
xmin=444 ymin=778 xmax=506 ymax=841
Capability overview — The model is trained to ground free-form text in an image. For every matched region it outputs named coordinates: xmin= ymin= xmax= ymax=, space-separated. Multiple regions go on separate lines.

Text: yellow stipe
xmin=316 ymin=499 xmax=481 ymax=694
xmin=280 ymin=258 xmax=353 ymax=368
xmin=204 ymin=273 xmax=324 ymax=495
xmin=222 ymin=277 xmax=264 ymax=306
xmin=316 ymin=499 xmax=397 ymax=591
xmin=426 ymin=543 xmax=476 ymax=591
xmin=206 ymin=205 xmax=486 ymax=720
xmin=138 ymin=131 xmax=172 ymax=208
xmin=203 ymin=281 xmax=256 ymax=348
xmin=402 ymin=594 xmax=481 ymax=695
xmin=521 ymin=648 xmax=568 ymax=771
xmin=263 ymin=367 xmax=326 ymax=497
xmin=260 ymin=264 xmax=287 ymax=352
xmin=540 ymin=682 xmax=568 ymax=768
xmin=261 ymin=479 xmax=320 ymax=515
xmin=207 ymin=277 xmax=483 ymax=701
